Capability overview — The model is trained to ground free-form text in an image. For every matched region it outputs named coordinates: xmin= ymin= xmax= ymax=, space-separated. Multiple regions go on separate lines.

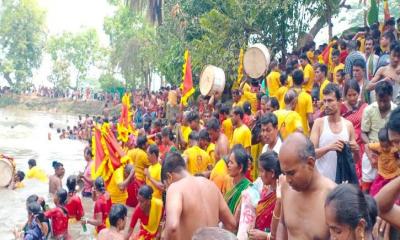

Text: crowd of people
xmin=7 ymin=16 xmax=400 ymax=240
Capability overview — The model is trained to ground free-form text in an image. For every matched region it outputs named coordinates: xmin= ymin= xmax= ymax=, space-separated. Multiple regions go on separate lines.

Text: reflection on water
xmin=0 ymin=108 xmax=93 ymax=239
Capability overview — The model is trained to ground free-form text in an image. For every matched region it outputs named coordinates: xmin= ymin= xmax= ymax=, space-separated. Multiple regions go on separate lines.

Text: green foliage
xmin=47 ymin=60 xmax=71 ymax=90
xmin=47 ymin=29 xmax=101 ymax=89
xmin=0 ymin=0 xmax=46 ymax=91
xmin=98 ymin=73 xmax=124 ymax=92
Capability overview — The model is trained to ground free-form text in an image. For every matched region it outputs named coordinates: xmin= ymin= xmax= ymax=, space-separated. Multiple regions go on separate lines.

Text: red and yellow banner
xmin=117 ymin=93 xmax=134 ymax=143
xmin=180 ymin=49 xmax=195 ymax=106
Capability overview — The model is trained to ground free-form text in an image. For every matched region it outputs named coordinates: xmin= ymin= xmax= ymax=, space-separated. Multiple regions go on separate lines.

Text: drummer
xmin=8 ymin=170 xmax=25 ymax=190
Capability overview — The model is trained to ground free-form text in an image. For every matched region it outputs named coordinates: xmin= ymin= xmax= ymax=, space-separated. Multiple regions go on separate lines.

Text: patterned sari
xmin=224 ymin=178 xmax=251 ymax=214
xmin=135 ymin=198 xmax=163 ymax=240
xmin=341 ymin=102 xmax=367 ymax=180
xmin=255 ymin=187 xmax=276 ymax=231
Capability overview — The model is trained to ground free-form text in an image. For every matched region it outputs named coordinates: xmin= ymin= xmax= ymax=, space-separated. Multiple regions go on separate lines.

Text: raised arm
xmin=366 ymin=67 xmax=384 ymax=91
xmin=375 ymin=176 xmax=400 ymax=228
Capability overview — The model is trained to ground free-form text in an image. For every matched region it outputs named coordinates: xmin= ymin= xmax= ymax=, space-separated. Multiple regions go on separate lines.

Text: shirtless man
xmin=277 ymin=133 xmax=336 ymax=240
xmin=97 ymin=204 xmax=127 ymax=240
xmin=49 ymin=161 xmax=65 ymax=195
xmin=367 ymin=41 xmax=400 ymax=102
xmin=206 ymin=117 xmax=229 ymax=161
xmin=162 ymin=152 xmax=236 ymax=240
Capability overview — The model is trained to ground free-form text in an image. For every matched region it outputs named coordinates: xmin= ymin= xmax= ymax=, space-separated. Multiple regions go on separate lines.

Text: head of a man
xmin=380 ymin=31 xmax=395 ymax=49
xmin=219 ymin=104 xmax=230 ymax=121
xmin=292 ymin=70 xmax=304 ymax=87
xmin=232 ymin=89 xmax=242 ymax=103
xmin=161 ymin=127 xmax=173 ymax=145
xmin=147 ymin=144 xmax=159 ymax=165
xmin=108 ymin=204 xmax=128 ymax=231
xmin=192 ymin=227 xmax=238 ymax=240
xmin=52 ymin=161 xmax=65 ymax=178
xmin=299 ymin=53 xmax=309 ymax=68
xmin=387 ymin=107 xmax=400 ymax=149
xmin=123 ymin=164 xmax=134 ymax=179
xmin=206 ymin=117 xmax=220 ymax=142
xmin=231 ymin=107 xmax=244 ymax=127
xmin=28 ymin=159 xmax=36 ymax=169
xmin=365 ymin=37 xmax=374 ymax=54
xmin=331 ymin=49 xmax=340 ymax=65
xmin=389 ymin=41 xmax=400 ymax=67
xmin=188 ymin=111 xmax=200 ymax=131
xmin=315 ymin=64 xmax=328 ymax=83
xmin=323 ymin=83 xmax=341 ymax=116
xmin=198 ymin=129 xmax=210 ymax=150
xmin=352 ymin=59 xmax=366 ymax=82
xmin=375 ymin=81 xmax=393 ymax=113
xmin=279 ymin=133 xmax=316 ymax=192
xmin=161 ymin=152 xmax=187 ymax=188
xmin=260 ymin=113 xmax=279 ymax=146
xmin=137 ymin=135 xmax=148 ymax=150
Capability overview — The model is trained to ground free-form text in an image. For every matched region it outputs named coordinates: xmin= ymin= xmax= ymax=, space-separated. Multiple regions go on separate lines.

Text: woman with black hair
xmin=81 ymin=177 xmax=112 ymax=235
xmin=44 ymin=188 xmax=70 ymax=239
xmin=224 ymin=145 xmax=251 ymax=215
xmin=65 ymin=175 xmax=84 ymax=222
xmin=127 ymin=185 xmax=163 ymax=240
xmin=248 ymin=151 xmax=282 ymax=240
xmin=325 ymin=184 xmax=377 ymax=240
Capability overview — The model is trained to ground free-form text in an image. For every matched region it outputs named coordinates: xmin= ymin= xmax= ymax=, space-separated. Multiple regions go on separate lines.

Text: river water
xmin=0 ymin=108 xmax=95 ymax=239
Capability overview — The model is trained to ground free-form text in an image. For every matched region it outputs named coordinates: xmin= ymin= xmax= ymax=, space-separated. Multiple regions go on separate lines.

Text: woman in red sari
xmin=340 ymin=80 xmax=368 ymax=180
xmin=248 ymin=151 xmax=282 ymax=240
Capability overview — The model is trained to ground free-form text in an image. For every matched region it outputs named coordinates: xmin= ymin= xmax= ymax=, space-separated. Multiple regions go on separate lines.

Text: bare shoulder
xmin=343 ymin=118 xmax=354 ymax=129
xmin=320 ymin=175 xmax=337 ymax=192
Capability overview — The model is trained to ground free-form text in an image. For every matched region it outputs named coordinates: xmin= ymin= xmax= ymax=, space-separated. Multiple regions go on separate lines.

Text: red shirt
xmin=65 ymin=193 xmax=84 ymax=220
xmin=44 ymin=207 xmax=69 ymax=238
xmin=126 ymin=180 xmax=138 ymax=208
xmin=339 ymin=50 xmax=348 ymax=64
xmin=130 ymin=205 xmax=148 ymax=229
xmin=94 ymin=193 xmax=112 ymax=233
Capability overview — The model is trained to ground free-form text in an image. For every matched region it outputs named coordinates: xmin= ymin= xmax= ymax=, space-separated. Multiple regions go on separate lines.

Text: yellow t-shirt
xmin=26 ymin=166 xmax=48 ymax=183
xmin=319 ymin=79 xmax=330 ymax=101
xmin=333 ymin=63 xmax=344 ymax=83
xmin=273 ymin=109 xmax=303 ymax=140
xmin=287 ymin=76 xmax=293 ymax=88
xmin=302 ymin=63 xmax=315 ymax=93
xmin=357 ymin=37 xmax=366 ymax=53
xmin=107 ymin=166 xmax=128 ymax=204
xmin=127 ymin=148 xmax=138 ymax=165
xmin=222 ymin=118 xmax=234 ymax=144
xmin=134 ymin=148 xmax=151 ymax=182
xmin=242 ymin=90 xmax=258 ymax=115
xmin=15 ymin=182 xmax=25 ymax=189
xmin=232 ymin=100 xmax=245 ymax=109
xmin=181 ymin=125 xmax=192 ymax=144
xmin=183 ymin=145 xmax=212 ymax=175
xmin=231 ymin=124 xmax=252 ymax=149
xmin=146 ymin=163 xmax=162 ymax=199
xmin=210 ymin=159 xmax=231 ymax=195
xmin=294 ymin=88 xmax=313 ymax=135
xmin=206 ymin=143 xmax=216 ymax=165
xmin=276 ymin=86 xmax=289 ymax=110
xmin=267 ymin=71 xmax=281 ymax=98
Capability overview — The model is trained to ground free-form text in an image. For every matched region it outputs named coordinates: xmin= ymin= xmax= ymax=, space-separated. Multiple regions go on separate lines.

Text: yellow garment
xmin=232 ymin=100 xmax=245 ymax=108
xmin=231 ymin=124 xmax=251 ymax=149
xmin=294 ymin=88 xmax=313 ymax=135
xmin=287 ymin=75 xmax=293 ymax=88
xmin=302 ymin=63 xmax=315 ymax=93
xmin=276 ymin=86 xmax=289 ymax=110
xmin=357 ymin=37 xmax=366 ymax=53
xmin=306 ymin=51 xmax=314 ymax=64
xmin=266 ymin=71 xmax=281 ymax=97
xmin=127 ymin=148 xmax=138 ymax=165
xmin=273 ymin=109 xmax=303 ymax=140
xmin=243 ymin=83 xmax=251 ymax=92
xmin=251 ymin=143 xmax=263 ymax=180
xmin=368 ymin=143 xmax=400 ymax=180
xmin=183 ymin=145 xmax=212 ymax=175
xmin=206 ymin=143 xmax=216 ymax=165
xmin=26 ymin=166 xmax=48 ymax=183
xmin=15 ymin=182 xmax=24 ymax=189
xmin=133 ymin=148 xmax=151 ymax=182
xmin=319 ymin=79 xmax=330 ymax=101
xmin=333 ymin=63 xmax=344 ymax=83
xmin=210 ymin=159 xmax=231 ymax=195
xmin=242 ymin=90 xmax=258 ymax=115
xmin=107 ymin=166 xmax=128 ymax=204
xmin=146 ymin=163 xmax=162 ymax=199
xmin=181 ymin=125 xmax=192 ymax=144
xmin=222 ymin=118 xmax=234 ymax=144
xmin=141 ymin=198 xmax=163 ymax=238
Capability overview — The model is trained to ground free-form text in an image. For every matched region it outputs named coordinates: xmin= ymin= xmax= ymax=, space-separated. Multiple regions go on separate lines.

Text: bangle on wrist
xmin=272 ymin=211 xmax=280 ymax=219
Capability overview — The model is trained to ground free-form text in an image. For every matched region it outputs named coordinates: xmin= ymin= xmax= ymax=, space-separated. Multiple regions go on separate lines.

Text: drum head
xmin=200 ymin=66 xmax=215 ymax=96
xmin=244 ymin=46 xmax=270 ymax=79
xmin=0 ymin=159 xmax=12 ymax=187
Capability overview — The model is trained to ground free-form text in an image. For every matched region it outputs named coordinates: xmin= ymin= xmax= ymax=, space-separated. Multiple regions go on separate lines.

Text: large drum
xmin=0 ymin=158 xmax=14 ymax=187
xmin=243 ymin=43 xmax=271 ymax=79
xmin=199 ymin=65 xmax=226 ymax=96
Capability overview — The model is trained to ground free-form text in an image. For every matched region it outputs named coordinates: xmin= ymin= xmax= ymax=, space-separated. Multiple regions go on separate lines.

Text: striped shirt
xmin=344 ymin=51 xmax=366 ymax=78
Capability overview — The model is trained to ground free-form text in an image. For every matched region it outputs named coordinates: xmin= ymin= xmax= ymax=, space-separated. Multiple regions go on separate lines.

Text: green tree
xmin=47 ymin=29 xmax=101 ymax=90
xmin=0 ymin=0 xmax=46 ymax=91
xmin=98 ymin=73 xmax=124 ymax=93
xmin=47 ymin=59 xmax=71 ymax=90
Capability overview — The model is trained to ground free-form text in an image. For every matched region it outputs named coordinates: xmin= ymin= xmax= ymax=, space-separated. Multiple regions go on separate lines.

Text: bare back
xmin=49 ymin=175 xmax=62 ymax=195
xmin=215 ymin=133 xmax=229 ymax=161
xmin=281 ymin=174 xmax=336 ymax=240
xmin=165 ymin=176 xmax=233 ymax=240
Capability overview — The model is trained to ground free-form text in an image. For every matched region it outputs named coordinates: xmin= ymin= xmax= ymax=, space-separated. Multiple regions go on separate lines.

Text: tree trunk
xmin=3 ymin=73 xmax=13 ymax=88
